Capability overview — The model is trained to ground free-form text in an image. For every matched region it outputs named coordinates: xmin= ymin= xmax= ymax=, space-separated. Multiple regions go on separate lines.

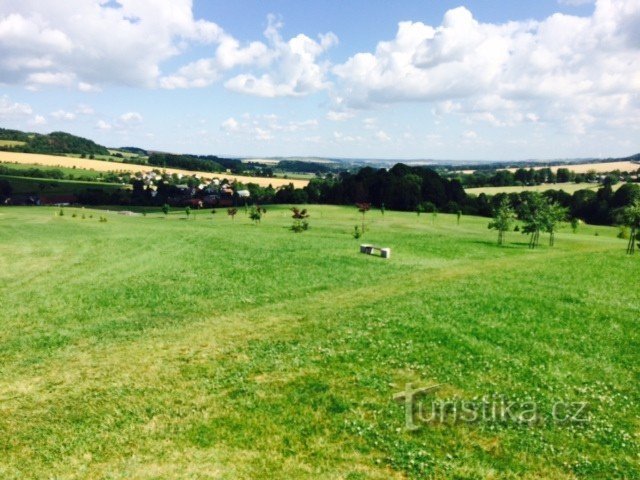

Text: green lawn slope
xmin=0 ymin=206 xmax=637 ymax=479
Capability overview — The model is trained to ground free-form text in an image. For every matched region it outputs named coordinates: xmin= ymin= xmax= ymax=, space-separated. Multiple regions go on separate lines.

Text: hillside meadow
xmin=0 ymin=205 xmax=638 ymax=479
xmin=0 ymin=151 xmax=309 ymax=188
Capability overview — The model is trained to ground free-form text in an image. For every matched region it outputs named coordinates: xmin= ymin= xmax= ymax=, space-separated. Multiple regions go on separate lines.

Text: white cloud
xmin=160 ymin=36 xmax=269 ymax=89
xmin=462 ymin=130 xmax=478 ymax=140
xmin=51 ymin=109 xmax=76 ymax=120
xmin=219 ymin=113 xmax=318 ymax=140
xmin=96 ymin=120 xmax=112 ymax=130
xmin=30 ymin=114 xmax=46 ymax=125
xmin=0 ymin=0 xmax=222 ymax=89
xmin=0 ymin=95 xmax=33 ymax=118
xmin=375 ymin=130 xmax=391 ymax=142
xmin=326 ymin=110 xmax=354 ymax=121
xmin=0 ymin=2 xmax=339 ymax=95
xmin=78 ymin=82 xmax=101 ymax=93
xmin=333 ymin=0 xmax=640 ymax=135
xmin=363 ymin=117 xmax=377 ymax=130
xmin=220 ymin=117 xmax=240 ymax=133
xmin=75 ymin=104 xmax=94 ymax=115
xmin=119 ymin=111 xmax=142 ymax=124
xmin=223 ymin=15 xmax=338 ymax=97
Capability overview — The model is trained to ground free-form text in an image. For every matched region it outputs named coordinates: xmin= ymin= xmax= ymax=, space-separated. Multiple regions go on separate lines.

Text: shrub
xmin=291 ymin=207 xmax=309 ymax=233
xmin=618 ymin=226 xmax=630 ymax=239
xmin=353 ymin=225 xmax=362 ymax=239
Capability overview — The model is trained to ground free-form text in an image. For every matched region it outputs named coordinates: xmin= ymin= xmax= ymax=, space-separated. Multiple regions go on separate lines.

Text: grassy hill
xmin=0 ymin=206 xmax=637 ymax=479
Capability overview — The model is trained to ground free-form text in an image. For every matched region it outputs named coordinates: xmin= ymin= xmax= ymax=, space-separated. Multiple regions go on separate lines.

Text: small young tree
xmin=621 ymin=201 xmax=640 ymax=254
xmin=185 ymin=206 xmax=191 ymax=219
xmin=380 ymin=203 xmax=385 ymax=216
xmin=162 ymin=204 xmax=170 ymax=216
xmin=570 ymin=217 xmax=579 ymax=233
xmin=415 ymin=204 xmax=425 ymax=217
xmin=227 ymin=207 xmax=238 ymax=220
xmin=356 ymin=202 xmax=371 ymax=233
xmin=488 ymin=197 xmax=515 ymax=246
xmin=291 ymin=207 xmax=309 ymax=233
xmin=456 ymin=210 xmax=462 ymax=225
xmin=542 ymin=202 xmax=568 ymax=247
xmin=249 ymin=205 xmax=264 ymax=224
xmin=520 ymin=193 xmax=546 ymax=249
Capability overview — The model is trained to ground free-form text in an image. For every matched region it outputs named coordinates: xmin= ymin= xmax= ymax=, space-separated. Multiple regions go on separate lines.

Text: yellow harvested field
xmin=0 ymin=151 xmax=309 ymax=188
xmin=465 ymin=182 xmax=624 ymax=196
xmin=459 ymin=160 xmax=639 ymax=175
xmin=506 ymin=161 xmax=639 ymax=174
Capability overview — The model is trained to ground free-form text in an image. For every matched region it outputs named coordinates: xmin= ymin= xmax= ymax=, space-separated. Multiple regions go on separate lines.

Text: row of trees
xmin=488 ymin=192 xmax=640 ymax=253
xmin=147 ymin=153 xmax=238 ymax=173
xmin=452 ymin=162 xmax=639 ymax=188
xmin=489 ymin=194 xmax=567 ymax=248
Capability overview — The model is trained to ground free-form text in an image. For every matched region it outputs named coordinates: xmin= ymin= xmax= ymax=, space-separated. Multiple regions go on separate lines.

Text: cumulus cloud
xmin=119 ymin=111 xmax=143 ymax=124
xmin=75 ymin=104 xmax=94 ymax=115
xmin=30 ymin=114 xmax=46 ymax=125
xmin=0 ymin=2 xmax=338 ymax=96
xmin=326 ymin=110 xmax=354 ymax=121
xmin=160 ymin=37 xmax=269 ymax=89
xmin=96 ymin=120 xmax=112 ymax=130
xmin=332 ymin=0 xmax=640 ymax=134
xmin=0 ymin=0 xmax=222 ymax=89
xmin=51 ymin=109 xmax=76 ymax=120
xmin=223 ymin=15 xmax=338 ymax=97
xmin=220 ymin=117 xmax=240 ymax=133
xmin=0 ymin=95 xmax=33 ymax=118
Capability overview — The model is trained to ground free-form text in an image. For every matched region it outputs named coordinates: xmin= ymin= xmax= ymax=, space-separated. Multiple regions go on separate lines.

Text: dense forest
xmin=147 ymin=153 xmax=241 ymax=173
xmin=244 ymin=164 xmax=640 ymax=226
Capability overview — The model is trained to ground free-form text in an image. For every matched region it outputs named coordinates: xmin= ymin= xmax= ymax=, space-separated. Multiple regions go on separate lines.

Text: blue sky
xmin=1 ymin=0 xmax=638 ymax=160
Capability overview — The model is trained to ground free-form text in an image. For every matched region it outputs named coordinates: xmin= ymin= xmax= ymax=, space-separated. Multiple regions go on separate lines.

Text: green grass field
xmin=1 ymin=161 xmax=107 ymax=179
xmin=465 ymin=183 xmax=623 ymax=195
xmin=0 ymin=206 xmax=638 ymax=479
xmin=0 ymin=140 xmax=26 ymax=147
xmin=0 ymin=175 xmax=127 ymax=195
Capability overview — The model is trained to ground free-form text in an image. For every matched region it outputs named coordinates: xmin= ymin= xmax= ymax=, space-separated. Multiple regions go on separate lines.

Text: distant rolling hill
xmin=0 ymin=128 xmax=109 ymax=156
